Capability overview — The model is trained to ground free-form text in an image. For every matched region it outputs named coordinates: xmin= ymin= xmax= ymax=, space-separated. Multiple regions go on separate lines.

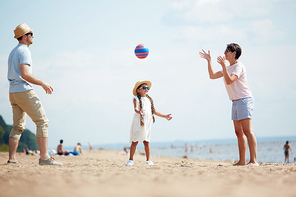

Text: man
xmin=7 ymin=23 xmax=62 ymax=165
xmin=57 ymin=139 xmax=68 ymax=155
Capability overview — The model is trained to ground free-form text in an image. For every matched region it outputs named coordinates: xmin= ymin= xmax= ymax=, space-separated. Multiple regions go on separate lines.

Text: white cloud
xmin=248 ymin=19 xmax=285 ymax=43
xmin=0 ymin=54 xmax=9 ymax=103
xmin=0 ymin=54 xmax=8 ymax=85
xmin=45 ymin=51 xmax=106 ymax=70
xmin=169 ymin=0 xmax=230 ymax=23
xmin=167 ymin=0 xmax=278 ymax=24
xmin=180 ymin=25 xmax=247 ymax=42
xmin=166 ymin=0 xmax=290 ymax=45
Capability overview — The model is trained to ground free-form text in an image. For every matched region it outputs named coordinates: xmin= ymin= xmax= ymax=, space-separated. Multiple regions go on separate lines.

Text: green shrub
xmin=0 ymin=144 xmax=9 ymax=152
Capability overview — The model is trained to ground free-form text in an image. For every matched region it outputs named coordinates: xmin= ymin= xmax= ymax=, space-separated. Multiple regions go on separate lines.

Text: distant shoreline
xmin=53 ymin=135 xmax=296 ymax=151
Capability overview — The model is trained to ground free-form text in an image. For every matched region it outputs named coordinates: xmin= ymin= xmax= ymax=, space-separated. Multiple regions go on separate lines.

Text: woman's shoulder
xmin=235 ymin=61 xmax=245 ymax=68
xmin=231 ymin=62 xmax=246 ymax=71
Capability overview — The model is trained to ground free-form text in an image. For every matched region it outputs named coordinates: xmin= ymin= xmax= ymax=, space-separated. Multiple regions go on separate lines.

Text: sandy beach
xmin=0 ymin=149 xmax=296 ymax=197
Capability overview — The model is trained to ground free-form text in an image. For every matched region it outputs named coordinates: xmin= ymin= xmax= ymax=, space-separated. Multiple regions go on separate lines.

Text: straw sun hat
xmin=133 ymin=80 xmax=152 ymax=96
xmin=14 ymin=23 xmax=33 ymax=39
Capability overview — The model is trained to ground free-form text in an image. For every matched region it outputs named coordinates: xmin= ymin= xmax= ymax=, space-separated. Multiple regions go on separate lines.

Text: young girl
xmin=199 ymin=43 xmax=258 ymax=166
xmin=126 ymin=80 xmax=172 ymax=166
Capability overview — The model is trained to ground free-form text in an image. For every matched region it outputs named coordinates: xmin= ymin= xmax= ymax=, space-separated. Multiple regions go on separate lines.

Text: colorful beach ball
xmin=135 ymin=44 xmax=149 ymax=59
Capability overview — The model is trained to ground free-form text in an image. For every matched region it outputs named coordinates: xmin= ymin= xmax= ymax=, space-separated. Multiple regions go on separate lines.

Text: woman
xmin=283 ymin=141 xmax=292 ymax=163
xmin=199 ymin=43 xmax=258 ymax=166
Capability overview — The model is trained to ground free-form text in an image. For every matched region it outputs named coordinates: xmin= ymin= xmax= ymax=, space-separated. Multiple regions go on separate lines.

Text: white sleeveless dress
xmin=130 ymin=96 xmax=153 ymax=143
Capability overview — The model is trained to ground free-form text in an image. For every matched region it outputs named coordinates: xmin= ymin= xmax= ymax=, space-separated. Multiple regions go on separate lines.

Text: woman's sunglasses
xmin=224 ymin=49 xmax=231 ymax=53
xmin=139 ymin=86 xmax=150 ymax=90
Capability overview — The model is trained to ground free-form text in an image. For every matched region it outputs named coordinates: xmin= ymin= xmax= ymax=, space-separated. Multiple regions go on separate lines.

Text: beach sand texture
xmin=1 ymin=149 xmax=296 ymax=197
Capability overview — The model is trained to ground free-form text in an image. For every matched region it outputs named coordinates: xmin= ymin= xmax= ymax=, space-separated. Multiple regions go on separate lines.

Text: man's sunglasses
xmin=26 ymin=32 xmax=33 ymax=36
xmin=139 ymin=86 xmax=150 ymax=90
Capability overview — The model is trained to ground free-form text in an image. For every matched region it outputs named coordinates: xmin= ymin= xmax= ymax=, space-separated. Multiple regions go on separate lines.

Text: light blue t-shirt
xmin=7 ymin=43 xmax=33 ymax=93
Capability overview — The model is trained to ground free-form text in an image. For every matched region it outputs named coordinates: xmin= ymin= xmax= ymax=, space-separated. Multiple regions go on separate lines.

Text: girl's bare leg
xmin=129 ymin=141 xmax=138 ymax=160
xmin=143 ymin=141 xmax=151 ymax=161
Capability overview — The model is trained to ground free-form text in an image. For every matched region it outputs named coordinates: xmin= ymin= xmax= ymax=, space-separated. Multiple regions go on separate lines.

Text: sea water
xmin=65 ymin=136 xmax=296 ymax=164
xmin=150 ymin=137 xmax=296 ymax=164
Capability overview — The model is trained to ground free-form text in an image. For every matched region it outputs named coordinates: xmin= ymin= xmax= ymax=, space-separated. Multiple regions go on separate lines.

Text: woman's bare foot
xmin=232 ymin=161 xmax=246 ymax=166
xmin=246 ymin=162 xmax=259 ymax=166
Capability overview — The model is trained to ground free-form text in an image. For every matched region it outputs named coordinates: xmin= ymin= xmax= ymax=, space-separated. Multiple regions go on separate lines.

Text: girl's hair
xmin=227 ymin=43 xmax=242 ymax=59
xmin=146 ymin=94 xmax=156 ymax=124
xmin=136 ymin=84 xmax=155 ymax=127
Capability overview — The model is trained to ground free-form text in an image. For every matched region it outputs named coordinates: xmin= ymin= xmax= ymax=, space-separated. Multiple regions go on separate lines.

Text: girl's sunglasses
xmin=139 ymin=86 xmax=150 ymax=90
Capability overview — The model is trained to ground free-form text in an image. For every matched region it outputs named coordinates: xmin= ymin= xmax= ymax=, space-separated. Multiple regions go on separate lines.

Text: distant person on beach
xmin=71 ymin=143 xmax=83 ymax=156
xmin=126 ymin=80 xmax=172 ymax=166
xmin=124 ymin=146 xmax=130 ymax=154
xmin=7 ymin=23 xmax=62 ymax=165
xmin=200 ymin=43 xmax=258 ymax=166
xmin=88 ymin=142 xmax=93 ymax=151
xmin=25 ymin=148 xmax=36 ymax=155
xmin=64 ymin=143 xmax=83 ymax=156
xmin=57 ymin=139 xmax=69 ymax=155
xmin=118 ymin=146 xmax=130 ymax=156
xmin=185 ymin=144 xmax=188 ymax=152
xmin=283 ymin=141 xmax=292 ymax=163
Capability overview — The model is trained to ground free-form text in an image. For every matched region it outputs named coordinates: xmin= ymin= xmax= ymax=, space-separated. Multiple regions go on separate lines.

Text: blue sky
xmin=0 ymin=0 xmax=295 ymax=149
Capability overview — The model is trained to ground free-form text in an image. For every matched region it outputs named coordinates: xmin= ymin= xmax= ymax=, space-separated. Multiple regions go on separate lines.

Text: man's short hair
xmin=17 ymin=36 xmax=23 ymax=41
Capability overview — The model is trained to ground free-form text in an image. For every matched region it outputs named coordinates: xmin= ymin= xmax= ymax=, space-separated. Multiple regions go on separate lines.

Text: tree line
xmin=0 ymin=115 xmax=38 ymax=152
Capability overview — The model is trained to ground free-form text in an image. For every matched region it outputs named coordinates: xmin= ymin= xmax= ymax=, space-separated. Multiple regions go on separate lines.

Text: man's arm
xmin=20 ymin=64 xmax=53 ymax=94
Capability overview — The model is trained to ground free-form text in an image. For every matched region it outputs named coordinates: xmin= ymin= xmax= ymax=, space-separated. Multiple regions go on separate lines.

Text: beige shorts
xmin=9 ymin=90 xmax=49 ymax=140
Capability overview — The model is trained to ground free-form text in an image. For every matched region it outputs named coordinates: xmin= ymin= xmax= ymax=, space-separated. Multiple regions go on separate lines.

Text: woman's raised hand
xmin=199 ymin=50 xmax=211 ymax=61
xmin=217 ymin=55 xmax=226 ymax=68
